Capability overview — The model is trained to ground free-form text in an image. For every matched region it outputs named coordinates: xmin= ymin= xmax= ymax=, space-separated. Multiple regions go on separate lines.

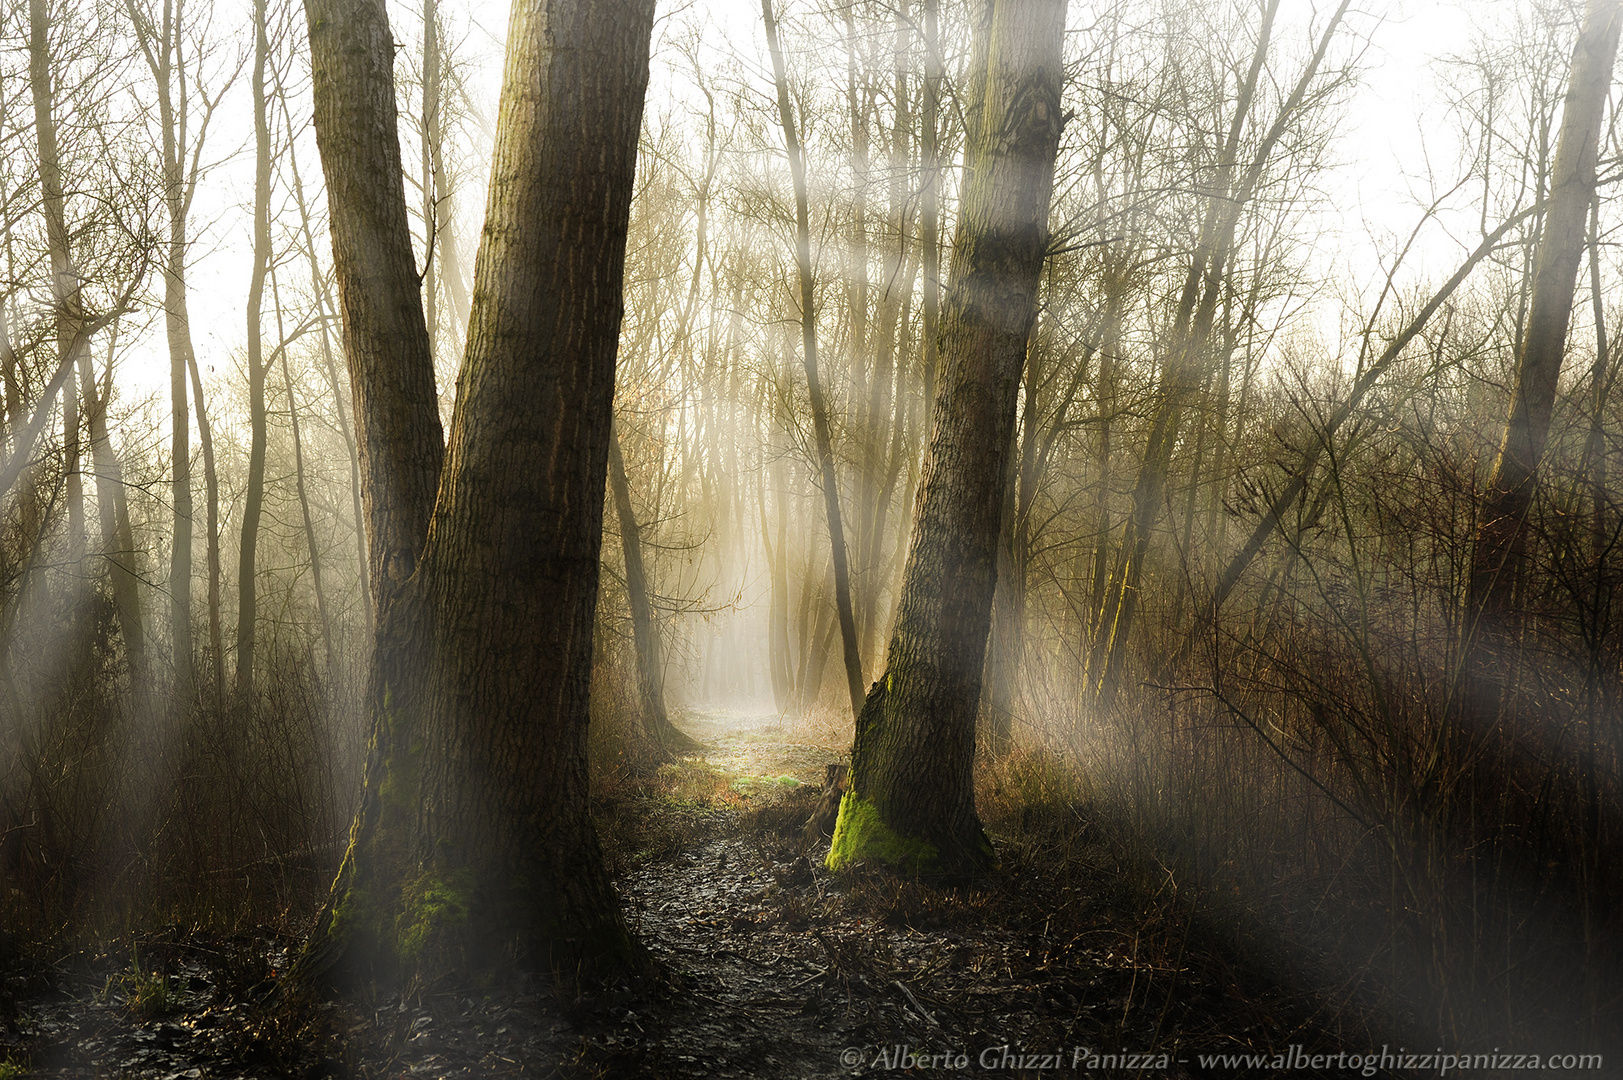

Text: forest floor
xmin=2 ymin=708 xmax=1371 ymax=1078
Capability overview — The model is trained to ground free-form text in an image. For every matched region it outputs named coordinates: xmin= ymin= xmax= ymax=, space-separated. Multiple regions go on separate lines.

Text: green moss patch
xmin=825 ymin=791 xmax=939 ymax=874
xmin=396 ymin=868 xmax=476 ymax=961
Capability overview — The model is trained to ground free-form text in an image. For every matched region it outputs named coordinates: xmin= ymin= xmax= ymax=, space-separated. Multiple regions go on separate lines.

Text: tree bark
xmin=296 ymin=0 xmax=653 ymax=984
xmin=830 ymin=0 xmax=1067 ymax=877
xmin=303 ymin=0 xmax=445 ymax=624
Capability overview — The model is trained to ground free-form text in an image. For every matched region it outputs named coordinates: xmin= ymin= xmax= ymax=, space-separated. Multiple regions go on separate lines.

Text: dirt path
xmin=4 ymin=707 xmax=1337 ymax=1078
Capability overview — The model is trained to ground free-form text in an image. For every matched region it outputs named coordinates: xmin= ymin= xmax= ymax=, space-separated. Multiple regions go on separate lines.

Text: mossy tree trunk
xmin=829 ymin=0 xmax=1067 ymax=878
xmin=295 ymin=0 xmax=653 ymax=987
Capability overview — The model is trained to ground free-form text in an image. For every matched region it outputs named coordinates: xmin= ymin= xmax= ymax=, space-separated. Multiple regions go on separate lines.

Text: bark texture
xmin=304 ymin=0 xmax=445 ymax=617
xmin=830 ymin=0 xmax=1067 ymax=877
xmin=399 ymin=0 xmax=654 ymax=969
xmin=296 ymin=0 xmax=653 ymax=984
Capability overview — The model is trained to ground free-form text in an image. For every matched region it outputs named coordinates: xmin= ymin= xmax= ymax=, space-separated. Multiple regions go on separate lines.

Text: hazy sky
xmin=130 ymin=0 xmax=1485 ymax=411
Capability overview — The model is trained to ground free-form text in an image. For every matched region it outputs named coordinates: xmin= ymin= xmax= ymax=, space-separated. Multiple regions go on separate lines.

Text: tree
xmin=125 ymin=0 xmax=234 ymax=706
xmin=608 ymin=418 xmax=697 ymax=759
xmin=1467 ymin=0 xmax=1623 ymax=642
xmin=27 ymin=0 xmax=149 ymax=705
xmin=828 ymin=0 xmax=1068 ymax=876
xmin=1086 ymin=0 xmax=1353 ymax=703
xmin=295 ymin=0 xmax=654 ymax=984
xmin=234 ymin=0 xmax=274 ymax=701
xmin=763 ymin=0 xmax=866 ymax=719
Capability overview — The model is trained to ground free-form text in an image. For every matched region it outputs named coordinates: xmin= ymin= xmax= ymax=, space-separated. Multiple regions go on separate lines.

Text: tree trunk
xmin=291 ymin=0 xmax=457 ymax=990
xmin=830 ymin=0 xmax=1066 ymax=877
xmin=609 ymin=418 xmax=694 ymax=756
xmin=286 ymin=136 xmax=373 ymax=632
xmin=1467 ymin=0 xmax=1623 ymax=641
xmin=186 ymin=350 xmax=224 ymax=708
xmin=296 ymin=0 xmax=653 ymax=984
xmin=127 ymin=0 xmax=210 ymax=705
xmin=234 ymin=0 xmax=272 ymax=701
xmin=763 ymin=0 xmax=867 ymax=720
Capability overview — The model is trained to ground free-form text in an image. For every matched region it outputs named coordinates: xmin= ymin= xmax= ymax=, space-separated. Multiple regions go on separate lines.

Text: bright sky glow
xmin=114 ymin=0 xmax=1491 ymax=427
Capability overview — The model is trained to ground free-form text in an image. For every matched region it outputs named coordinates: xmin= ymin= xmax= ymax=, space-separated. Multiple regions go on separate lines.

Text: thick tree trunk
xmin=763 ymin=0 xmax=866 ymax=720
xmin=303 ymin=0 xmax=444 ymax=621
xmin=830 ymin=0 xmax=1066 ymax=877
xmin=394 ymin=0 xmax=653 ymax=970
xmin=1467 ymin=0 xmax=1623 ymax=641
xmin=296 ymin=0 xmax=652 ymax=984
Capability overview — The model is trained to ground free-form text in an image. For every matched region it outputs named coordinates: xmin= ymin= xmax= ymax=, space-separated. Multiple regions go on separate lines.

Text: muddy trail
xmin=2 ymin=710 xmax=1363 ymax=1078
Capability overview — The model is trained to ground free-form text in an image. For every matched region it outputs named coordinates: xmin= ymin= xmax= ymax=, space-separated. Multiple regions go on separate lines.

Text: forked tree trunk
xmin=295 ymin=0 xmax=653 ymax=984
xmin=830 ymin=0 xmax=1066 ymax=877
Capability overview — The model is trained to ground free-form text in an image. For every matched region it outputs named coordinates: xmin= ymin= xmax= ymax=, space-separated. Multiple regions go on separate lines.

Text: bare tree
xmin=831 ymin=0 xmax=1067 ymax=876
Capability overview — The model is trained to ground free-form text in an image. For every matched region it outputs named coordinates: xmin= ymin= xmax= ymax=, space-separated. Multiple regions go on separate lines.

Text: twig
xmin=893 ymin=979 xmax=939 ymax=1027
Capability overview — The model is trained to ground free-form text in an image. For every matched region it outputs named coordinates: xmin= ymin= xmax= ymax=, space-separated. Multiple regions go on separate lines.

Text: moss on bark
xmin=825 ymin=790 xmax=940 ymax=874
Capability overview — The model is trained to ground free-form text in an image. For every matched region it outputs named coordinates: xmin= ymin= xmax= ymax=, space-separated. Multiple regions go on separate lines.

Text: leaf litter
xmin=2 ymin=710 xmax=1368 ymax=1077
